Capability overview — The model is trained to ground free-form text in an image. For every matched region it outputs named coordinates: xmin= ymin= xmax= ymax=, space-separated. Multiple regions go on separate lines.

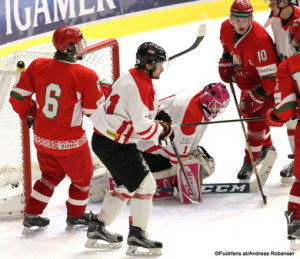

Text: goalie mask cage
xmin=0 ymin=38 xmax=120 ymax=219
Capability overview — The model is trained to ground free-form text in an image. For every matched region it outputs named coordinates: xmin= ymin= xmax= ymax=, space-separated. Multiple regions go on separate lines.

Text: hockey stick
xmin=169 ymin=24 xmax=206 ymax=61
xmin=170 ymin=139 xmax=198 ymax=203
xmin=228 ymin=80 xmax=267 ymax=204
xmin=202 ymin=149 xmax=276 ymax=194
xmin=178 ymin=116 xmax=265 ymax=127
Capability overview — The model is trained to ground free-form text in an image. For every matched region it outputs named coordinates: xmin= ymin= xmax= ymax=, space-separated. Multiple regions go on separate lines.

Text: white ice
xmin=1 ymin=10 xmax=299 ymax=259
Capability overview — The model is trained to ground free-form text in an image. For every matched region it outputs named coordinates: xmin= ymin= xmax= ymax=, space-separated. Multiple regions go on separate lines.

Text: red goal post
xmin=0 ymin=38 xmax=120 ymax=219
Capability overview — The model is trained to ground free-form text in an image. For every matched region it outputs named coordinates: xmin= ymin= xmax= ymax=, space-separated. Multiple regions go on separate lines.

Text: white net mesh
xmin=0 ymin=39 xmax=119 ymax=218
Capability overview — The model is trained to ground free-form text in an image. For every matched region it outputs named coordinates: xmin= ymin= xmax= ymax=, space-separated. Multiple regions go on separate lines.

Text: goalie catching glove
xmin=239 ymin=85 xmax=267 ymax=114
xmin=158 ymin=121 xmax=174 ymax=147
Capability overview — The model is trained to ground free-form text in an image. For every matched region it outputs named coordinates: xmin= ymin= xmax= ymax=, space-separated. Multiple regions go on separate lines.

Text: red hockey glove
xmin=218 ymin=58 xmax=234 ymax=83
xmin=266 ymin=109 xmax=285 ymax=127
xmin=239 ymin=86 xmax=267 ymax=114
xmin=26 ymin=100 xmax=36 ymax=128
xmin=99 ymin=79 xmax=112 ymax=98
xmin=158 ymin=121 xmax=174 ymax=147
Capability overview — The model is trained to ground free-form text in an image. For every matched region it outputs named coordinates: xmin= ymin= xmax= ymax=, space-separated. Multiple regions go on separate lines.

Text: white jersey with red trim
xmin=90 ymin=68 xmax=163 ymax=144
xmin=270 ymin=6 xmax=300 ymax=61
xmin=137 ymin=90 xmax=207 ymax=166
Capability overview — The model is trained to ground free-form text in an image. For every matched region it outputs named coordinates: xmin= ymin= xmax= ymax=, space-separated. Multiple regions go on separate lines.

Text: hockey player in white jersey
xmin=266 ymin=0 xmax=300 ymax=182
xmin=86 ymin=42 xmax=171 ymax=256
xmin=138 ymin=82 xmax=230 ymax=180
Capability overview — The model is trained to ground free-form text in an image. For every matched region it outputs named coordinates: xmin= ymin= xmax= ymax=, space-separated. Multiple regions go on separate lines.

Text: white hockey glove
xmin=158 ymin=121 xmax=174 ymax=147
xmin=190 ymin=146 xmax=215 ymax=179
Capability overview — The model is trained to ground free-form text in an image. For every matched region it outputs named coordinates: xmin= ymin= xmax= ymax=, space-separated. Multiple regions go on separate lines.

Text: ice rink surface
xmin=1 ymin=10 xmax=300 ymax=259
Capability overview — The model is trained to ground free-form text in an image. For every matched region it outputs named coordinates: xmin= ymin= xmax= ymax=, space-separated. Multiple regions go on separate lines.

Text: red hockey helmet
xmin=230 ymin=0 xmax=253 ymax=18
xmin=199 ymin=82 xmax=230 ymax=120
xmin=52 ymin=26 xmax=83 ymax=51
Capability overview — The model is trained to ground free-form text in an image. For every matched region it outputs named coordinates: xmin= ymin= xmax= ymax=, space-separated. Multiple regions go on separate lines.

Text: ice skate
xmin=285 ymin=211 xmax=300 ymax=250
xmin=256 ymin=146 xmax=276 ymax=165
xmin=22 ymin=214 xmax=50 ymax=235
xmin=237 ymin=161 xmax=253 ymax=181
xmin=126 ymin=225 xmax=163 ymax=257
xmin=280 ymin=156 xmax=294 ymax=184
xmin=66 ymin=212 xmax=90 ymax=230
xmin=85 ymin=213 xmax=123 ymax=249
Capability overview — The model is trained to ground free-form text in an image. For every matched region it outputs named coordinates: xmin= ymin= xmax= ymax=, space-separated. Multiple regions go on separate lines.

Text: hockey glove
xmin=99 ymin=79 xmax=112 ymax=98
xmin=158 ymin=121 xmax=174 ymax=147
xmin=266 ymin=109 xmax=285 ymax=127
xmin=218 ymin=53 xmax=234 ymax=83
xmin=155 ymin=109 xmax=172 ymax=124
xmin=26 ymin=100 xmax=36 ymax=128
xmin=239 ymin=85 xmax=267 ymax=114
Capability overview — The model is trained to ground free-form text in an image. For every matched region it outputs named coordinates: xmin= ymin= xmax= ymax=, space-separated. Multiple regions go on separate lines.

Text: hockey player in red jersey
xmin=266 ymin=19 xmax=300 ymax=250
xmin=86 ymin=42 xmax=170 ymax=256
xmin=138 ymin=82 xmax=230 ymax=180
xmin=9 ymin=26 xmax=103 ymax=234
xmin=266 ymin=0 xmax=300 ymax=182
xmin=218 ymin=0 xmax=278 ymax=180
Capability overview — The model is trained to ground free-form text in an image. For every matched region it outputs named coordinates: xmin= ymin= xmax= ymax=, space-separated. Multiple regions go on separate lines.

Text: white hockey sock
xmin=130 ymin=197 xmax=153 ymax=230
xmin=98 ymin=190 xmax=128 ymax=226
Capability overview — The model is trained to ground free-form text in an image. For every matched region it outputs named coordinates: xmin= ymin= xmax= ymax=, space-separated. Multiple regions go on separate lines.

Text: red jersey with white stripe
xmin=10 ymin=58 xmax=102 ymax=155
xmin=137 ymin=90 xmax=207 ymax=166
xmin=91 ymin=68 xmax=163 ymax=144
xmin=220 ymin=20 xmax=277 ymax=95
xmin=273 ymin=52 xmax=300 ymax=121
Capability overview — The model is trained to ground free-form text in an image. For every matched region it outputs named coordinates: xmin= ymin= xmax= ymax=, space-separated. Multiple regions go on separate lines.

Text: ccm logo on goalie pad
xmin=201 ymin=183 xmax=250 ymax=193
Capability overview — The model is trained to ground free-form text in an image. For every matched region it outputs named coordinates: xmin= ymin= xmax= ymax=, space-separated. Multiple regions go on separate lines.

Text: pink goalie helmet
xmin=199 ymin=82 xmax=230 ymax=120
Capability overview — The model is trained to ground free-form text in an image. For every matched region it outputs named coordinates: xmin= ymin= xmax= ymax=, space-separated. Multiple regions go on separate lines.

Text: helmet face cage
xmin=136 ymin=42 xmax=167 ymax=69
xmin=200 ymin=83 xmax=230 ymax=120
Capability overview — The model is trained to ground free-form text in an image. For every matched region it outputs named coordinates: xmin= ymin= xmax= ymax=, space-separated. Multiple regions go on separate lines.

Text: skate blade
xmin=65 ymin=224 xmax=88 ymax=231
xmin=85 ymin=238 xmax=122 ymax=249
xmin=126 ymin=245 xmax=162 ymax=257
xmin=290 ymin=240 xmax=300 ymax=250
xmin=22 ymin=226 xmax=47 ymax=235
xmin=281 ymin=177 xmax=294 ymax=184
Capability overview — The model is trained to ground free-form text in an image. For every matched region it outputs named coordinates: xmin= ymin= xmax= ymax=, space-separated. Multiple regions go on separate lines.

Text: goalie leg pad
xmin=177 ymin=161 xmax=202 ymax=204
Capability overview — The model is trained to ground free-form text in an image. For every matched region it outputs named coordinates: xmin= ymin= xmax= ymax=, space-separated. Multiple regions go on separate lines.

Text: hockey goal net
xmin=0 ymin=38 xmax=120 ymax=219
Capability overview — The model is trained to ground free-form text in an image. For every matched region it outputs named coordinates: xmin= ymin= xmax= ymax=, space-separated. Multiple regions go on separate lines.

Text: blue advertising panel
xmin=0 ymin=0 xmax=200 ymax=46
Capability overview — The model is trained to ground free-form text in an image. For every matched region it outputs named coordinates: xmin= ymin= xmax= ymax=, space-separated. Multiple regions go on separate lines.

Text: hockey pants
xmin=25 ymin=143 xmax=93 ymax=218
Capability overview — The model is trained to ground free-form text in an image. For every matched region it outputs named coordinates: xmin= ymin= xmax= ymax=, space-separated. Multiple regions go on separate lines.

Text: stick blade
xmin=197 ymin=24 xmax=206 ymax=38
